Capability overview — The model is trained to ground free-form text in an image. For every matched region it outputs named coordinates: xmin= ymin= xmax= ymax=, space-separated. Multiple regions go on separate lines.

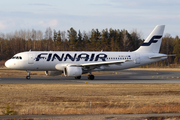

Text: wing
xmin=80 ymin=60 xmax=129 ymax=71
xmin=55 ymin=60 xmax=131 ymax=71
xmin=81 ymin=60 xmax=126 ymax=66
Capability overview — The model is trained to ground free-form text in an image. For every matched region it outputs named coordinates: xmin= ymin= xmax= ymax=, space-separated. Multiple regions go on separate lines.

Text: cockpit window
xmin=12 ymin=56 xmax=22 ymax=60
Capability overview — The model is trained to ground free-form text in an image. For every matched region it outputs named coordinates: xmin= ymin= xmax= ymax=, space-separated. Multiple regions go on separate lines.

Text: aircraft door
xmin=134 ymin=53 xmax=140 ymax=64
xmin=28 ymin=53 xmax=34 ymax=64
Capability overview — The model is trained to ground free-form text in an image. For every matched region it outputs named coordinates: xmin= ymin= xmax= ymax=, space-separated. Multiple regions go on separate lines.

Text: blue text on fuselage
xmin=35 ymin=53 xmax=107 ymax=62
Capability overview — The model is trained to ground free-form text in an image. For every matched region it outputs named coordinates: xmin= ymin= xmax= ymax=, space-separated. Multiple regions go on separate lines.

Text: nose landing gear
xmin=26 ymin=71 xmax=31 ymax=80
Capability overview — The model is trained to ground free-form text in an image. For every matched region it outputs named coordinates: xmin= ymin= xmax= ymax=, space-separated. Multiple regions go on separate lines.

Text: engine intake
xmin=64 ymin=66 xmax=82 ymax=77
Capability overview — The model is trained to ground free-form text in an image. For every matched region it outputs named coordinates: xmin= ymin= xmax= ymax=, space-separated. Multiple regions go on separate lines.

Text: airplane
xmin=5 ymin=25 xmax=168 ymax=80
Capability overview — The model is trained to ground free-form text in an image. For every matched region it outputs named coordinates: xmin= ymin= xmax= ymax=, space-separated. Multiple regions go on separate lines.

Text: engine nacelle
xmin=45 ymin=71 xmax=63 ymax=76
xmin=64 ymin=66 xmax=82 ymax=77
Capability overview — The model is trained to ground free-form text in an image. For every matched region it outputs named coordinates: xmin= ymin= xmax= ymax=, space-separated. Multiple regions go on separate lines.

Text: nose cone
xmin=5 ymin=60 xmax=10 ymax=68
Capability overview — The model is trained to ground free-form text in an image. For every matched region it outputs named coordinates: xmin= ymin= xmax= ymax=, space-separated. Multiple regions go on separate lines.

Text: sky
xmin=0 ymin=0 xmax=180 ymax=39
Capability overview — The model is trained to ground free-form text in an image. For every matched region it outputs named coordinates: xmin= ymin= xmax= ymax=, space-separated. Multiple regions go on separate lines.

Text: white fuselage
xmin=5 ymin=51 xmax=167 ymax=72
xmin=4 ymin=25 xmax=167 ymax=80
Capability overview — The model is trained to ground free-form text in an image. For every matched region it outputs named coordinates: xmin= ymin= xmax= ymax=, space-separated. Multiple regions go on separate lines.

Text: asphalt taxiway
xmin=1 ymin=113 xmax=180 ymax=120
xmin=0 ymin=70 xmax=180 ymax=83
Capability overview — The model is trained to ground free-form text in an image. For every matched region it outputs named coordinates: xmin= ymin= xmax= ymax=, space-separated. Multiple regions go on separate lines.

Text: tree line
xmin=0 ymin=27 xmax=180 ymax=67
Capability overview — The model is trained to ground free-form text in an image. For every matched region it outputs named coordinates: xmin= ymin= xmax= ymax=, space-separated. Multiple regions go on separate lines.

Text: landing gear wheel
xmin=88 ymin=75 xmax=94 ymax=80
xmin=75 ymin=76 xmax=81 ymax=79
xmin=26 ymin=76 xmax=31 ymax=80
xmin=26 ymin=70 xmax=31 ymax=80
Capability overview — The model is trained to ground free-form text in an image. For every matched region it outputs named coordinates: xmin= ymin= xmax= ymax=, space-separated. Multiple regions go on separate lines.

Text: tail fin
xmin=135 ymin=25 xmax=165 ymax=53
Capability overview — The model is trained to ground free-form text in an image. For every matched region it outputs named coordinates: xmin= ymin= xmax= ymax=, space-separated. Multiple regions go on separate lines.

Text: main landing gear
xmin=75 ymin=76 xmax=81 ymax=79
xmin=26 ymin=71 xmax=31 ymax=80
xmin=88 ymin=74 xmax=94 ymax=80
xmin=74 ymin=74 xmax=95 ymax=80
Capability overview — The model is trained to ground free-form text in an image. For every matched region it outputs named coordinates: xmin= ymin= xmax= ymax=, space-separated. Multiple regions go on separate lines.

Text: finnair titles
xmin=35 ymin=53 xmax=131 ymax=62
xmin=5 ymin=25 xmax=168 ymax=80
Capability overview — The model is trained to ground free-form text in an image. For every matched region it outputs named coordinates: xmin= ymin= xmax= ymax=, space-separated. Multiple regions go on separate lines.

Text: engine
xmin=64 ymin=66 xmax=82 ymax=77
xmin=45 ymin=71 xmax=63 ymax=76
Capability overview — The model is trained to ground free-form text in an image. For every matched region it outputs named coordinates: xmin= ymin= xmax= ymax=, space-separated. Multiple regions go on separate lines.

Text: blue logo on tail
xmin=141 ymin=35 xmax=162 ymax=46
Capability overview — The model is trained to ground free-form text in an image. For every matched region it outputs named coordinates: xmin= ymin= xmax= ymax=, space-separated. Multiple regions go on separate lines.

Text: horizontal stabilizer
xmin=149 ymin=54 xmax=175 ymax=59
